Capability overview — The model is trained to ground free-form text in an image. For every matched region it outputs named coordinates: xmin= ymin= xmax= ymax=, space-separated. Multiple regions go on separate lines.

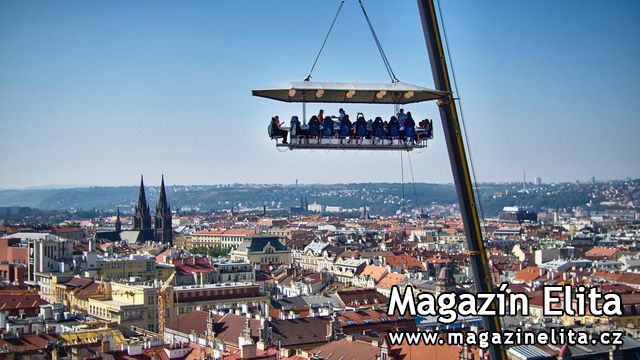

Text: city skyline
xmin=0 ymin=177 xmax=627 ymax=190
xmin=1 ymin=0 xmax=639 ymax=188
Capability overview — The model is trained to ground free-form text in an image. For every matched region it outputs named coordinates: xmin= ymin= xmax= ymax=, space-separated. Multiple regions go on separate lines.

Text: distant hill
xmin=0 ymin=183 xmax=456 ymax=216
xmin=0 ymin=180 xmax=637 ymax=217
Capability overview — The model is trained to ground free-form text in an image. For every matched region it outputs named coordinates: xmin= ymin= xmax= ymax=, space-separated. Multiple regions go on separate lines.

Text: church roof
xmin=94 ymin=231 xmax=121 ymax=242
xmin=235 ymin=235 xmax=288 ymax=253
xmin=119 ymin=229 xmax=154 ymax=242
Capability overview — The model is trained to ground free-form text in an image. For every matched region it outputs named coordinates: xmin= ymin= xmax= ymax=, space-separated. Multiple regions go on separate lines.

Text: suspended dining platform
xmin=275 ymin=137 xmax=431 ymax=151
xmin=253 ymin=81 xmax=445 ymax=151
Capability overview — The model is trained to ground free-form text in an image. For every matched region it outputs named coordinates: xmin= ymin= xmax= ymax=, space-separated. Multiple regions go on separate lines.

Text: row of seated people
xmin=270 ymin=113 xmax=433 ymax=145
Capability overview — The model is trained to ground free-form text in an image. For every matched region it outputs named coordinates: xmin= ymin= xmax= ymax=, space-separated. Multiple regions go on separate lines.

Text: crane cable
xmin=357 ymin=0 xmax=399 ymax=83
xmin=305 ymin=0 xmax=399 ymax=83
xmin=407 ymin=152 xmax=419 ymax=211
xmin=400 ymin=152 xmax=406 ymax=233
xmin=400 ymin=152 xmax=405 ymax=214
xmin=305 ymin=0 xmax=346 ymax=81
xmin=434 ymin=0 xmax=490 ymax=241
xmin=400 ymin=150 xmax=423 ymax=227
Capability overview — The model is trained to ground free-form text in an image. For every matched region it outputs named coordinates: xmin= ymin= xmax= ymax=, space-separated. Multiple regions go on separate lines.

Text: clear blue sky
xmin=1 ymin=0 xmax=638 ymax=188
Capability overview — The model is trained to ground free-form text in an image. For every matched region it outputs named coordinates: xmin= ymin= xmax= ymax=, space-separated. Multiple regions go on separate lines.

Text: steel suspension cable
xmin=358 ymin=0 xmax=399 ymax=82
xmin=407 ymin=152 xmax=419 ymax=207
xmin=305 ymin=0 xmax=346 ymax=81
xmin=400 ymin=152 xmax=407 ymax=230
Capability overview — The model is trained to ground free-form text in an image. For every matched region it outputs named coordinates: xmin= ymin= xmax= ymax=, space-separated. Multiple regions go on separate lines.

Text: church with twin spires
xmin=131 ymin=175 xmax=173 ymax=245
xmin=96 ymin=175 xmax=173 ymax=245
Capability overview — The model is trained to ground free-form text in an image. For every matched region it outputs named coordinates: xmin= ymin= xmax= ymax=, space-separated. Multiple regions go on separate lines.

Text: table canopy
xmin=252 ymin=81 xmax=448 ymax=105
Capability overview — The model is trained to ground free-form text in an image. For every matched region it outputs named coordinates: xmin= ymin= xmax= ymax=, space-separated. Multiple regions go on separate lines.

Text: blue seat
xmin=290 ymin=116 xmax=301 ymax=137
xmin=322 ymin=117 xmax=334 ymax=138
xmin=406 ymin=126 xmax=415 ymax=144
xmin=339 ymin=115 xmax=352 ymax=138
xmin=355 ymin=119 xmax=367 ymax=138
xmin=389 ymin=122 xmax=400 ymax=138
xmin=308 ymin=116 xmax=320 ymax=137
xmin=372 ymin=117 xmax=385 ymax=139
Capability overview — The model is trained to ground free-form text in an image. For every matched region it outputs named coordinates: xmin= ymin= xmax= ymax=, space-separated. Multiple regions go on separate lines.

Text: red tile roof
xmin=385 ymin=254 xmax=425 ymax=271
xmin=0 ymin=294 xmax=48 ymax=311
xmin=166 ymin=311 xmax=261 ymax=348
xmin=174 ymin=257 xmax=215 ymax=275
xmin=585 ymin=247 xmax=619 ymax=259
xmin=357 ymin=265 xmax=387 ymax=283
xmin=513 ymin=266 xmax=542 ymax=283
xmin=0 ymin=334 xmax=57 ymax=354
xmin=390 ymin=342 xmax=476 ymax=360
xmin=195 ymin=229 xmax=225 ymax=235
xmin=377 ymin=273 xmax=407 ymax=290
xmin=307 ymin=337 xmax=380 ymax=360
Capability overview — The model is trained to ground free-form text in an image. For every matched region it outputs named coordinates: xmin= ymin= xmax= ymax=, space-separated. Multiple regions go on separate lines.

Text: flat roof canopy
xmin=252 ymin=81 xmax=448 ymax=104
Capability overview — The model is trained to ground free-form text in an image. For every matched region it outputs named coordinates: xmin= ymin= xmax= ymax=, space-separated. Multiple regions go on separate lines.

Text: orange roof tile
xmin=377 ymin=273 xmax=407 ymax=289
xmin=358 ymin=265 xmax=387 ymax=283
xmin=513 ymin=266 xmax=542 ymax=283
xmin=385 ymin=254 xmax=425 ymax=271
xmin=585 ymin=247 xmax=619 ymax=259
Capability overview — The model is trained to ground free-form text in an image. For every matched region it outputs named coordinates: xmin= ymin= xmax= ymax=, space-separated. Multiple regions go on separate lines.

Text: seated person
xmin=308 ymin=115 xmax=321 ymax=139
xmin=354 ymin=113 xmax=368 ymax=139
xmin=388 ymin=116 xmax=400 ymax=139
xmin=269 ymin=116 xmax=288 ymax=144
xmin=290 ymin=116 xmax=307 ymax=138
xmin=372 ymin=117 xmax=385 ymax=139
xmin=339 ymin=114 xmax=352 ymax=139
xmin=322 ymin=116 xmax=335 ymax=138
xmin=418 ymin=119 xmax=433 ymax=140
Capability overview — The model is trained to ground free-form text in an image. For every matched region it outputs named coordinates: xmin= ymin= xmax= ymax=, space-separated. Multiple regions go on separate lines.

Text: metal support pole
xmin=303 ymin=102 xmax=307 ymax=126
xmin=416 ymin=0 xmax=506 ymax=359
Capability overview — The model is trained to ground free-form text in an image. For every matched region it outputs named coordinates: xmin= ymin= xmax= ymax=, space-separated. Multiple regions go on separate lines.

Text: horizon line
xmin=1 ymin=178 xmax=637 ymax=191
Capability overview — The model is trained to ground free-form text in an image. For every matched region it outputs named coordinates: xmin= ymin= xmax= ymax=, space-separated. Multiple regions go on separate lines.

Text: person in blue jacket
xmin=269 ymin=116 xmax=288 ymax=144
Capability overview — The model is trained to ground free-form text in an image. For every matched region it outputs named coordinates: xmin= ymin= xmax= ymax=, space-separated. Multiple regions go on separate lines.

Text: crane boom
xmin=416 ymin=0 xmax=506 ymax=359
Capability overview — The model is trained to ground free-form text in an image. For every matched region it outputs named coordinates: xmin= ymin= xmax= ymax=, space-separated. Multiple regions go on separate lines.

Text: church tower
xmin=115 ymin=207 xmax=122 ymax=233
xmin=133 ymin=175 xmax=152 ymax=231
xmin=154 ymin=175 xmax=173 ymax=245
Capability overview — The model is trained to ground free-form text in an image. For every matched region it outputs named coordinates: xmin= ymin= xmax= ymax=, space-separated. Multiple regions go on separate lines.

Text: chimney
xmin=71 ymin=347 xmax=80 ymax=360
xmin=101 ymin=339 xmax=112 ymax=353
xmin=240 ymin=343 xmax=257 ymax=359
xmin=239 ymin=319 xmax=256 ymax=359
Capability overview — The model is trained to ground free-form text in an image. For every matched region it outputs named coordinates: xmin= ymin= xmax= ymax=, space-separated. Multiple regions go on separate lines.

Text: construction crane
xmin=417 ymin=0 xmax=505 ymax=358
xmin=157 ymin=272 xmax=176 ymax=336
xmin=252 ymin=1 xmax=504 ymax=357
